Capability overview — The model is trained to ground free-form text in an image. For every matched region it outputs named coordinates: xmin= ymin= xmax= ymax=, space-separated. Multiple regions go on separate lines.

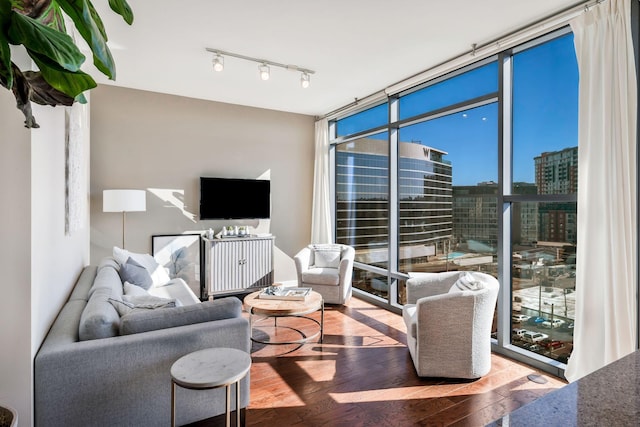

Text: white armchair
xmin=402 ymin=271 xmax=499 ymax=379
xmin=294 ymin=244 xmax=355 ymax=305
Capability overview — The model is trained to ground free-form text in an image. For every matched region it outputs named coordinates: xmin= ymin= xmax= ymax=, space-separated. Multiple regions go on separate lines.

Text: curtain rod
xmin=317 ymin=0 xmax=603 ymax=122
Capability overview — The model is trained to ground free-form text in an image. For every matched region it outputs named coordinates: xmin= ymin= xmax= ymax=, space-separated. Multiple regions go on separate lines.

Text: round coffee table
xmin=170 ymin=347 xmax=251 ymax=427
xmin=244 ymin=289 xmax=324 ymax=345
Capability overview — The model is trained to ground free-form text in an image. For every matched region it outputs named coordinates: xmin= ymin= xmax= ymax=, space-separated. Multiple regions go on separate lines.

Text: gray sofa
xmin=34 ymin=257 xmax=251 ymax=426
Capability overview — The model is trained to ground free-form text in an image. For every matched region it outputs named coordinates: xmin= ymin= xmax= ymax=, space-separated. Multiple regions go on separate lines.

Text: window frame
xmin=330 ymin=27 xmax=579 ymax=377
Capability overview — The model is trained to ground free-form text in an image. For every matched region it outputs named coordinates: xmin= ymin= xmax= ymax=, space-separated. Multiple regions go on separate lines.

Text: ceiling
xmin=89 ymin=0 xmax=582 ymax=118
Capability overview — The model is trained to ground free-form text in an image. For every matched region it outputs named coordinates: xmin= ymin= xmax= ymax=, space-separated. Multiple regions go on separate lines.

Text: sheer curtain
xmin=311 ymin=118 xmax=332 ymax=244
xmin=565 ymin=0 xmax=638 ymax=382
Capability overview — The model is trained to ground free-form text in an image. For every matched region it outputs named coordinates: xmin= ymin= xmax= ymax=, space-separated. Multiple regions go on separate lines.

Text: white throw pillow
xmin=123 ymin=281 xmax=150 ymax=297
xmin=113 ymin=246 xmax=171 ymax=287
xmin=312 ymin=245 xmax=342 ymax=269
xmin=451 ymin=271 xmax=484 ymax=292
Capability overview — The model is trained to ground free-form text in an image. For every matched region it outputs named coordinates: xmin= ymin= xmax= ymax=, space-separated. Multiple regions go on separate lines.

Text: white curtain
xmin=565 ymin=0 xmax=637 ymax=382
xmin=311 ymin=118 xmax=332 ymax=244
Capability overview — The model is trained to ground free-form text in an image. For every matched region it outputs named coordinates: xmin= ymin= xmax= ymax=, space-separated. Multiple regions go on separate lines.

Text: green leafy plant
xmin=0 ymin=0 xmax=133 ymax=128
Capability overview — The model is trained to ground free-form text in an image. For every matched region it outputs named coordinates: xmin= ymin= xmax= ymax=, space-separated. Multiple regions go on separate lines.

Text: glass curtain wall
xmin=330 ymin=28 xmax=579 ymax=371
xmin=508 ymin=33 xmax=578 ymax=363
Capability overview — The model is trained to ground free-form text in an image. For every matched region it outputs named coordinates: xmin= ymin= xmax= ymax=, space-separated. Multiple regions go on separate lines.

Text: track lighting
xmin=205 ymin=47 xmax=315 ymax=88
xmin=212 ymin=53 xmax=224 ymax=72
xmin=301 ymin=72 xmax=310 ymax=88
xmin=259 ymin=63 xmax=270 ymax=81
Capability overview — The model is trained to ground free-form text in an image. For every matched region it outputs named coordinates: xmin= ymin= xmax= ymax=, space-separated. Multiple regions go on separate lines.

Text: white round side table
xmin=170 ymin=347 xmax=251 ymax=427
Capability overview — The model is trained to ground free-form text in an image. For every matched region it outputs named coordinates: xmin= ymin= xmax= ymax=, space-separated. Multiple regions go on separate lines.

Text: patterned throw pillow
xmin=453 ymin=272 xmax=484 ymax=291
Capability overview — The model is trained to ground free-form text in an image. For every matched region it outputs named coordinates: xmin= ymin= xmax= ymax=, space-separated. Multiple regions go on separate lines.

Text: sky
xmin=336 ymin=33 xmax=579 ymax=186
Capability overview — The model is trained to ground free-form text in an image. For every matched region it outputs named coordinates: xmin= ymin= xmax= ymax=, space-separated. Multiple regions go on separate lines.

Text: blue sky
xmin=338 ymin=33 xmax=579 ymax=186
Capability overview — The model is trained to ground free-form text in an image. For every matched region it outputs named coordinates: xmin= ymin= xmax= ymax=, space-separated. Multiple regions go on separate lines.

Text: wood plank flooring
xmin=192 ymin=296 xmax=566 ymax=427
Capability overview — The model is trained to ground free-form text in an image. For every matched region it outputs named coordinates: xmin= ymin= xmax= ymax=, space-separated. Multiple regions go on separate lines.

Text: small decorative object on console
xmin=259 ymin=286 xmax=312 ymax=301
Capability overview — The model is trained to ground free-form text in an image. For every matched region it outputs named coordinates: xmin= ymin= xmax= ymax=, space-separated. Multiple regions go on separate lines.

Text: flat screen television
xmin=200 ymin=177 xmax=271 ymax=220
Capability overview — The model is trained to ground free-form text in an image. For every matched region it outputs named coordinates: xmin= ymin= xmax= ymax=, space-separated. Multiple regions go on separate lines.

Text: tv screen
xmin=200 ymin=177 xmax=271 ymax=220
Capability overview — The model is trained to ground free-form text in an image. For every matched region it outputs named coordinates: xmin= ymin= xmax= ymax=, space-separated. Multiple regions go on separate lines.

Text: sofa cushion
xmin=113 ymin=246 xmax=171 ymax=287
xmin=119 ymin=257 xmax=153 ymax=290
xmin=302 ymin=267 xmax=340 ymax=286
xmin=119 ymin=298 xmax=242 ymax=335
xmin=88 ymin=265 xmax=124 ymax=299
xmin=79 ymin=266 xmax=124 ymax=340
xmin=79 ymin=287 xmax=121 ymax=340
xmin=98 ymin=256 xmax=120 ymax=271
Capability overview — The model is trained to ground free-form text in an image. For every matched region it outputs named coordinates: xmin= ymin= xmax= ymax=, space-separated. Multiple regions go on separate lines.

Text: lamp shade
xmin=103 ymin=190 xmax=146 ymax=212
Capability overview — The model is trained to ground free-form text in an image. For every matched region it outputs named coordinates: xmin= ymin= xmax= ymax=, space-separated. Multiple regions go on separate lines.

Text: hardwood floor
xmin=193 ymin=297 xmax=566 ymax=427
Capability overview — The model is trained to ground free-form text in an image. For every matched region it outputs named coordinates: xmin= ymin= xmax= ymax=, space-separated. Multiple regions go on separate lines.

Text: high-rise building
xmin=534 ymin=146 xmax=578 ymax=194
xmin=534 ymin=146 xmax=578 ymax=244
xmin=451 ymin=182 xmax=538 ymax=251
xmin=335 ymin=138 xmax=452 ymax=265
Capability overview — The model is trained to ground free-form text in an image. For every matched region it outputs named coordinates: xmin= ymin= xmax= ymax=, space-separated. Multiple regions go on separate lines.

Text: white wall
xmin=0 ymin=90 xmax=90 ymax=426
xmin=0 ymin=88 xmax=33 ymax=425
xmin=30 ymin=101 xmax=90 ymax=350
xmin=90 ymin=86 xmax=315 ymax=281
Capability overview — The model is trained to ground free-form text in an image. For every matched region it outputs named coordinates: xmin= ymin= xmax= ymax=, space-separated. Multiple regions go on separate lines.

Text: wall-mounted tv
xmin=200 ymin=177 xmax=271 ymax=220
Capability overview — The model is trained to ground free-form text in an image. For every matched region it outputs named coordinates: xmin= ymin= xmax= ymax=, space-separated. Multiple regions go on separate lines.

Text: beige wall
xmin=90 ymin=85 xmax=315 ymax=282
xmin=0 ymin=91 xmax=90 ymax=425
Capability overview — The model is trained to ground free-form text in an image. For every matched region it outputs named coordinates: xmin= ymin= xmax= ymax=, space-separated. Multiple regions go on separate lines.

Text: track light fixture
xmin=212 ymin=53 xmax=224 ymax=72
xmin=259 ymin=63 xmax=270 ymax=81
xmin=300 ymin=72 xmax=310 ymax=89
xmin=205 ymin=47 xmax=315 ymax=88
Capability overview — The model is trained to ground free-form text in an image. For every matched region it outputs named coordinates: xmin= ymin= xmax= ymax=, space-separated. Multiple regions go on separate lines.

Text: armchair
xmin=294 ymin=244 xmax=355 ymax=304
xmin=402 ymin=271 xmax=499 ymax=379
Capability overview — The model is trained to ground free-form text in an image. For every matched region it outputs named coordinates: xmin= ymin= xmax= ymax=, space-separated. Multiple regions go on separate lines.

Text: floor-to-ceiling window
xmin=508 ymin=32 xmax=578 ymax=363
xmin=331 ymin=28 xmax=578 ymax=372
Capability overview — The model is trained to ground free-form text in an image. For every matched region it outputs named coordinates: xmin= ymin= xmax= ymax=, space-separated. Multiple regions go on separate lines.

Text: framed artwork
xmin=152 ymin=233 xmax=203 ymax=299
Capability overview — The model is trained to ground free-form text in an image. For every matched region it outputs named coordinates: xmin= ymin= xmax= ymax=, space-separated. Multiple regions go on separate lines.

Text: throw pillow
xmin=113 ymin=246 xmax=172 ymax=287
xmin=123 ymin=281 xmax=150 ymax=297
xmin=119 ymin=257 xmax=153 ymax=290
xmin=311 ymin=245 xmax=342 ymax=269
xmin=108 ymin=294 xmax=176 ymax=316
xmin=451 ymin=271 xmax=484 ymax=292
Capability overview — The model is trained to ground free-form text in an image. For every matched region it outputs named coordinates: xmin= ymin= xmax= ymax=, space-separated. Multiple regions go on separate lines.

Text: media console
xmin=203 ymin=235 xmax=275 ymax=298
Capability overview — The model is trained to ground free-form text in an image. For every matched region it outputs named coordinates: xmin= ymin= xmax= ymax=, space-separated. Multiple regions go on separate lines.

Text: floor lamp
xmin=103 ymin=189 xmax=146 ymax=249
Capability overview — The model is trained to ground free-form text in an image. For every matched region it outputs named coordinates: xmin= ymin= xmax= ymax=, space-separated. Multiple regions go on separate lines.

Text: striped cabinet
xmin=204 ymin=235 xmax=274 ymax=297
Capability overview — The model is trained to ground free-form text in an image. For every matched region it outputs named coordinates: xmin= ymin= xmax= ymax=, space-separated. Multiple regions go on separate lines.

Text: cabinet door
xmin=243 ymin=238 xmax=273 ymax=289
xmin=209 ymin=240 xmax=244 ymax=294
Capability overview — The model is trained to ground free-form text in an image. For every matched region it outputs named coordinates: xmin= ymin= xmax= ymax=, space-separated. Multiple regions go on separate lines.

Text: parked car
xmin=559 ymin=321 xmax=575 ymax=332
xmin=521 ymin=331 xmax=549 ymax=344
xmin=527 ymin=316 xmax=547 ymax=325
xmin=512 ymin=328 xmax=528 ymax=339
xmin=542 ymin=319 xmax=566 ymax=329
xmin=539 ymin=339 xmax=565 ymax=350
xmin=528 ymin=344 xmax=542 ymax=352
xmin=512 ymin=314 xmax=530 ymax=323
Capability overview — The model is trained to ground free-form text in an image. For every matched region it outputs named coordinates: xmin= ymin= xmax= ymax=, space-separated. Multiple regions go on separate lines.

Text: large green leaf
xmin=108 ymin=0 xmax=133 ymax=25
xmin=0 ymin=1 xmax=13 ymax=88
xmin=56 ymin=0 xmax=115 ymax=79
xmin=36 ymin=1 xmax=67 ymax=32
xmin=8 ymin=12 xmax=85 ymax=71
xmin=22 ymin=69 xmax=75 ymax=106
xmin=29 ymin=50 xmax=96 ymax=97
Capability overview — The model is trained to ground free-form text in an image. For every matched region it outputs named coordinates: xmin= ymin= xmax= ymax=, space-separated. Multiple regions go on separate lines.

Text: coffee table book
xmin=259 ymin=286 xmax=312 ymax=301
